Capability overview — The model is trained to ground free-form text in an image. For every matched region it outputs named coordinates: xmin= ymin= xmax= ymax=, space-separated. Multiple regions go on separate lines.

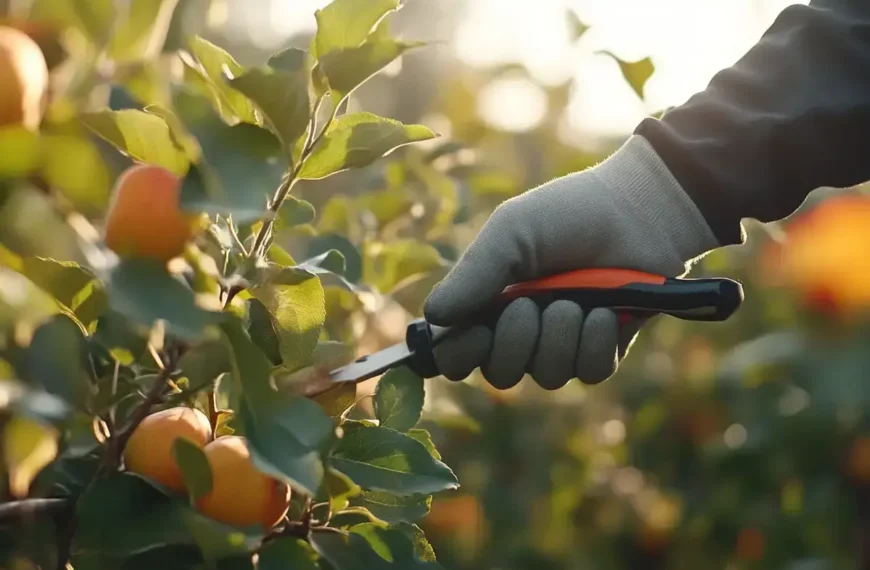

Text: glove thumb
xmin=424 ymin=222 xmax=518 ymax=326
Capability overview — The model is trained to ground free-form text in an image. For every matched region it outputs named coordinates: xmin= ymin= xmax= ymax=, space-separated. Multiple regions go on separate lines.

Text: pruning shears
xmin=329 ymin=268 xmax=743 ymax=385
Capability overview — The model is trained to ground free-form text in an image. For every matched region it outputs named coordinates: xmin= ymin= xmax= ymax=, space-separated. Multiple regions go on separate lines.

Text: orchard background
xmin=0 ymin=0 xmax=868 ymax=569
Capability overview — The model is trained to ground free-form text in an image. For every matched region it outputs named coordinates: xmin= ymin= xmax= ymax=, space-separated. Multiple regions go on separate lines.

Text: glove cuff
xmin=592 ymin=134 xmax=721 ymax=266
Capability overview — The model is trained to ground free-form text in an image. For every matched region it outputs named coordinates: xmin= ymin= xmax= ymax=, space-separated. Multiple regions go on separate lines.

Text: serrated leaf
xmin=80 ymin=109 xmax=189 ymax=176
xmin=373 ymin=367 xmax=423 ymax=432
xmin=3 ymin=414 xmax=59 ymax=498
xmin=330 ymin=422 xmax=457 ymax=496
xmin=313 ymin=0 xmax=401 ymax=58
xmin=109 ymin=0 xmax=180 ymax=61
xmin=106 ymin=258 xmax=224 ymax=341
xmin=251 ymin=266 xmax=325 ymax=372
xmin=25 ymin=314 xmax=91 ymax=406
xmin=229 ymin=55 xmax=311 ymax=153
xmin=395 ymin=523 xmax=437 ymax=562
xmin=174 ymin=91 xmax=287 ymax=222
xmin=299 ymin=113 xmax=436 ymax=181
xmin=259 ymin=538 xmax=322 ymax=570
xmin=598 ymin=51 xmax=654 ymax=100
xmin=310 ymin=523 xmax=443 ymax=569
xmin=172 ymin=438 xmax=212 ymax=503
xmin=351 ymin=491 xmax=431 ymax=524
xmin=320 ymin=20 xmax=423 ymax=106
xmin=186 ymin=36 xmax=259 ymax=124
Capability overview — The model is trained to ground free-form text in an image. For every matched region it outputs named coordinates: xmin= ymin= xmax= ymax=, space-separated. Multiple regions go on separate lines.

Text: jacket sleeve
xmin=634 ymin=0 xmax=870 ymax=246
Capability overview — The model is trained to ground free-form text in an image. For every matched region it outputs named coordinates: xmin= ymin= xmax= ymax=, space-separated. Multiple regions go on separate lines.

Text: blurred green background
xmin=3 ymin=0 xmax=869 ymax=568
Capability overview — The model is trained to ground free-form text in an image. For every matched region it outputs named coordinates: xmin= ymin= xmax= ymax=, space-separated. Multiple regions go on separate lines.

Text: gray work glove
xmin=423 ymin=135 xmax=721 ymax=390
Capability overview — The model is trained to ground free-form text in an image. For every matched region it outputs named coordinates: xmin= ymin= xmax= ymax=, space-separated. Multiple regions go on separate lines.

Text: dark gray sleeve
xmin=635 ymin=0 xmax=870 ymax=245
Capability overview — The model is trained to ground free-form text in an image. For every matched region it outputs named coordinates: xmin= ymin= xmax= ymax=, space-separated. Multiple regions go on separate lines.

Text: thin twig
xmin=247 ymin=93 xmax=338 ymax=261
xmin=0 ymin=498 xmax=68 ymax=523
xmin=311 ymin=525 xmax=349 ymax=536
xmin=98 ymin=347 xmax=180 ymax=476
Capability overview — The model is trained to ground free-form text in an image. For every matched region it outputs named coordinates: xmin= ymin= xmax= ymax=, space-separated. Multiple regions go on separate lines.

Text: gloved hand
xmin=423 ymin=135 xmax=721 ymax=390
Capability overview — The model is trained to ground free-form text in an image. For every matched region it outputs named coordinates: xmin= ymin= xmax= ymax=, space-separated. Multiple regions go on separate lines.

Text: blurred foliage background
xmin=1 ymin=0 xmax=868 ymax=569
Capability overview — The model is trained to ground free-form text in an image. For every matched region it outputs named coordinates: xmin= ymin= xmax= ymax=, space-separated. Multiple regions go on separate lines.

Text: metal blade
xmin=329 ymin=341 xmax=414 ymax=384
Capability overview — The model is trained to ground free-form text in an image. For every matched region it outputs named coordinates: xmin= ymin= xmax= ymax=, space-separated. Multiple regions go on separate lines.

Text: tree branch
xmin=0 ymin=498 xmax=68 ymax=523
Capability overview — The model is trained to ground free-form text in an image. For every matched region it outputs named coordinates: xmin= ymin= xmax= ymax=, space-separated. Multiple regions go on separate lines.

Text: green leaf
xmin=314 ymin=0 xmax=401 ymax=58
xmin=598 ymin=51 xmax=654 ymax=100
xmin=406 ymin=429 xmax=440 ymax=461
xmin=175 ymin=91 xmax=288 ymax=222
xmin=25 ymin=314 xmax=91 ymax=406
xmin=108 ymin=0 xmax=180 ymax=61
xmin=80 ymin=109 xmax=189 ymax=176
xmin=240 ymin=395 xmax=332 ymax=496
xmin=310 ymin=523 xmax=443 ymax=569
xmin=330 ymin=422 xmax=457 ymax=496
xmin=229 ymin=53 xmax=312 ymax=153
xmin=299 ymin=113 xmax=437 ymax=181
xmin=390 ymin=266 xmax=449 ymax=318
xmin=363 ymin=239 xmax=446 ymax=294
xmin=326 ymin=467 xmax=361 ymax=512
xmin=308 ymin=234 xmax=362 ymax=283
xmin=251 ymin=266 xmax=325 ymax=372
xmin=0 ymin=126 xmax=40 ymax=178
xmin=566 ymin=10 xmax=589 ymax=42
xmin=92 ymin=311 xmax=148 ymax=366
xmin=351 ymin=491 xmax=431 ymax=524
xmin=303 ymin=250 xmax=346 ymax=276
xmin=3 ymin=413 xmax=60 ymax=498
xmin=172 ymin=438 xmax=213 ymax=503
xmin=185 ymin=36 xmax=259 ymax=124
xmin=276 ymin=195 xmax=316 ymax=229
xmin=220 ymin=318 xmax=274 ymax=405
xmin=395 ymin=523 xmax=437 ymax=563
xmin=373 ymin=366 xmax=423 ymax=432
xmin=222 ymin=318 xmax=332 ymax=494
xmin=40 ymin=134 xmax=112 ymax=210
xmin=246 ymin=298 xmax=282 ymax=366
xmin=320 ymin=20 xmax=423 ymax=106
xmin=258 ymin=537 xmax=322 ymax=570
xmin=73 ymin=473 xmax=261 ymax=559
xmin=178 ymin=338 xmax=232 ymax=393
xmin=20 ymin=257 xmax=106 ymax=326
xmin=31 ymin=0 xmax=115 ymax=45
xmin=106 ymin=258 xmax=224 ymax=341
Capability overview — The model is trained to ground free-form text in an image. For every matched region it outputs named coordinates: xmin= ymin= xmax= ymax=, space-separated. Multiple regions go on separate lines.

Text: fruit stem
xmin=247 ymin=93 xmax=335 ymax=261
